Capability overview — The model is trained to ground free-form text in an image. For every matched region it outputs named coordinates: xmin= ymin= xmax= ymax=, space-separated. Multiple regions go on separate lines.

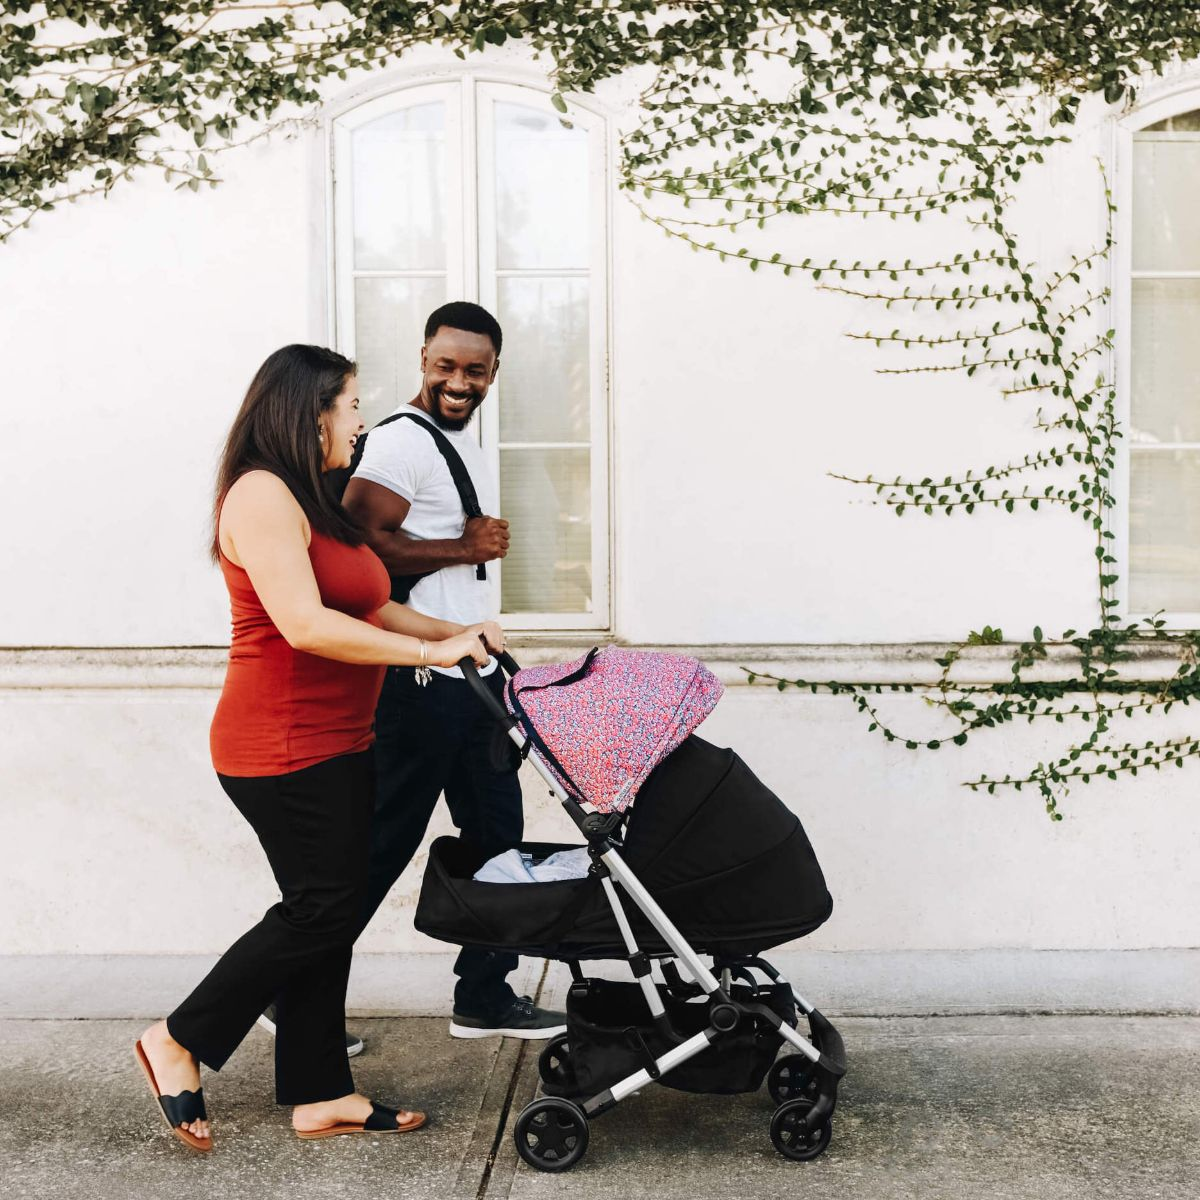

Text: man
xmin=342 ymin=301 xmax=565 ymax=1040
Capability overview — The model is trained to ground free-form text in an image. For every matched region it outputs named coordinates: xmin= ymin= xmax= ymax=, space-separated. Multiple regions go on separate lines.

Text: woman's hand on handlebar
xmin=466 ymin=621 xmax=506 ymax=657
xmin=431 ymin=629 xmax=489 ymax=669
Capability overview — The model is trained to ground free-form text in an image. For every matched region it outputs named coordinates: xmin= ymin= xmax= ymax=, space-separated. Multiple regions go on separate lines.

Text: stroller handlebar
xmin=457 ymin=650 xmax=521 ymax=728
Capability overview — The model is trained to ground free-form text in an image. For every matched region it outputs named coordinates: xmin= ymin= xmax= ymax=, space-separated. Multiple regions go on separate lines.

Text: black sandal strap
xmin=363 ymin=1101 xmax=399 ymax=1132
xmin=159 ymin=1088 xmax=207 ymax=1126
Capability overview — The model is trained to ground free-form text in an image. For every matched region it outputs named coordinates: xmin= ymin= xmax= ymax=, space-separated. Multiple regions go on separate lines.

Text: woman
xmin=135 ymin=344 xmax=501 ymax=1151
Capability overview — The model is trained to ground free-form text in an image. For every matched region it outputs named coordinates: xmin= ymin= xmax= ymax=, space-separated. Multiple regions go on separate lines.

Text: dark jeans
xmin=363 ymin=664 xmax=524 ymax=1018
xmin=167 ymin=749 xmax=374 ymax=1106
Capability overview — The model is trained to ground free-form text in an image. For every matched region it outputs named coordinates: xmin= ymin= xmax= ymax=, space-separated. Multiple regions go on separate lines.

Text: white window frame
xmin=1113 ymin=76 xmax=1200 ymax=629
xmin=327 ymin=72 xmax=613 ymax=633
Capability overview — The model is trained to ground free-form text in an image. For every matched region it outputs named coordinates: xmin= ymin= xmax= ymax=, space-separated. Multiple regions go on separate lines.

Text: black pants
xmin=167 ymin=749 xmax=374 ymax=1106
xmin=363 ymin=665 xmax=524 ymax=1018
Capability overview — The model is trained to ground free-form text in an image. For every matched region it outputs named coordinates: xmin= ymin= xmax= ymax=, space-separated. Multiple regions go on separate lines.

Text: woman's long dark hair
xmin=212 ymin=344 xmax=364 ymax=560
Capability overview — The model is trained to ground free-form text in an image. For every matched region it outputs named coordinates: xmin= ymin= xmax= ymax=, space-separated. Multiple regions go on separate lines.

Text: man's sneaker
xmin=449 ymin=995 xmax=567 ymax=1040
xmin=255 ymin=1007 xmax=364 ymax=1057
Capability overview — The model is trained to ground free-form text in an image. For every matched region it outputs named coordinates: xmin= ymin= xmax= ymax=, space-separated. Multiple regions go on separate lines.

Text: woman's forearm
xmin=377 ymin=601 xmax=463 ymax=641
xmin=290 ymin=605 xmax=433 ymax=666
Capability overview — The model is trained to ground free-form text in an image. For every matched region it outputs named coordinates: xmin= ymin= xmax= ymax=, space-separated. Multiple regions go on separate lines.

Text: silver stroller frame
xmin=460 ymin=657 xmax=846 ymax=1172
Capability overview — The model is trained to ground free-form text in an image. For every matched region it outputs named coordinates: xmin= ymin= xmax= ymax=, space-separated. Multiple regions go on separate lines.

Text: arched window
xmin=1125 ymin=104 xmax=1200 ymax=621
xmin=330 ymin=78 xmax=610 ymax=630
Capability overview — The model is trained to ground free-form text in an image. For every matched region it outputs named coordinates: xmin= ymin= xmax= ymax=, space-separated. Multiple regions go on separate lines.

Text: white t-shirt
xmin=353 ymin=405 xmax=500 ymax=677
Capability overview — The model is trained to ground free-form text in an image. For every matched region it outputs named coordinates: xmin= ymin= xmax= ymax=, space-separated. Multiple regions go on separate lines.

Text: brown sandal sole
xmin=296 ymin=1111 xmax=426 ymax=1139
xmin=134 ymin=1040 xmax=213 ymax=1153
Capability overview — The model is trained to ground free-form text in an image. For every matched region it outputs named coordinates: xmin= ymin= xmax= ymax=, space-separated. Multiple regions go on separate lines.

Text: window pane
xmin=1143 ymin=108 xmax=1200 ymax=132
xmin=494 ymin=103 xmax=589 ymax=269
xmin=1132 ymin=129 xmax=1200 ymax=272
xmin=497 ymin=277 xmax=591 ymax=443
xmin=1131 ymin=279 xmax=1200 ymax=445
xmin=500 ymin=448 xmax=592 ymax=613
xmin=1130 ymin=449 xmax=1200 ymax=613
xmin=354 ymin=276 xmax=445 ymax=428
xmin=353 ymin=104 xmax=446 ymax=271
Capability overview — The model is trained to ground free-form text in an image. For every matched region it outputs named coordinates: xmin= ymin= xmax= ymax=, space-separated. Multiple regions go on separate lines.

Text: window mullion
xmin=332 ymin=124 xmax=356 ymax=356
xmin=460 ymin=74 xmax=480 ymax=305
xmin=474 ymin=81 xmax=502 ymax=551
xmin=589 ymin=109 xmax=612 ymax=630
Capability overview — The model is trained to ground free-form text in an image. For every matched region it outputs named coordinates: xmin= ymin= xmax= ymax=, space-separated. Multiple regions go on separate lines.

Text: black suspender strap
xmin=332 ymin=408 xmax=489 ymax=591
xmin=395 ymin=412 xmax=486 ymax=581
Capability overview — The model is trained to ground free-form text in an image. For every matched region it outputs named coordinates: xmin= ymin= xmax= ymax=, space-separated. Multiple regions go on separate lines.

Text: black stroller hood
xmin=415 ymin=735 xmax=833 ymax=959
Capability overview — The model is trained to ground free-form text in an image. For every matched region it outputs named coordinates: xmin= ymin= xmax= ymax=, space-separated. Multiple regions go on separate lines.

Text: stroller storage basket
xmin=544 ymin=978 xmax=797 ymax=1098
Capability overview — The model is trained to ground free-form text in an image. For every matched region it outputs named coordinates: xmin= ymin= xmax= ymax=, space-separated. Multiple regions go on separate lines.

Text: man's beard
xmin=429 ymin=386 xmax=483 ymax=431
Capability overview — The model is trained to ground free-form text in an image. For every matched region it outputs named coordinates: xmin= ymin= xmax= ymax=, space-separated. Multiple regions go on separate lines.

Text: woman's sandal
xmin=295 ymin=1100 xmax=426 ymax=1140
xmin=134 ymin=1040 xmax=213 ymax=1153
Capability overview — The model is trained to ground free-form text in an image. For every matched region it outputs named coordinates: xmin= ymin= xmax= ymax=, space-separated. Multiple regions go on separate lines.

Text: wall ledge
xmin=0 ymin=640 xmax=1191 ymax=689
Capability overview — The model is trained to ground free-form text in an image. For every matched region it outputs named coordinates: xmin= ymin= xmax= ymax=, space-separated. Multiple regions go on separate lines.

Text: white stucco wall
xmin=1 ymin=46 xmax=1198 ymax=958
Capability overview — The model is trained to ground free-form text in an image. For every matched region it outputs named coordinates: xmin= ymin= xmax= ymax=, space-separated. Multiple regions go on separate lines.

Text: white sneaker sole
xmin=448 ymin=1021 xmax=567 ymax=1041
xmin=257 ymin=1013 xmax=364 ymax=1057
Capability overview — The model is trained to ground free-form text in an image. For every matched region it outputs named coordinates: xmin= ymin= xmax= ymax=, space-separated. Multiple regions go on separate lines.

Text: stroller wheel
xmin=767 ymin=1054 xmax=819 ymax=1105
xmin=538 ymin=1034 xmax=573 ymax=1091
xmin=770 ymin=1098 xmax=833 ymax=1162
xmin=514 ymin=1097 xmax=590 ymax=1172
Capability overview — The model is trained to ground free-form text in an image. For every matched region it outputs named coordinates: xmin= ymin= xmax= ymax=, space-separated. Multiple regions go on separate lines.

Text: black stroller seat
xmin=417 ymin=735 xmax=833 ymax=959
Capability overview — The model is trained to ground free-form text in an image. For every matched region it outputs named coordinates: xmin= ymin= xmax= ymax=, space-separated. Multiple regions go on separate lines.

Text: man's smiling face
xmin=418 ymin=325 xmax=499 ymax=430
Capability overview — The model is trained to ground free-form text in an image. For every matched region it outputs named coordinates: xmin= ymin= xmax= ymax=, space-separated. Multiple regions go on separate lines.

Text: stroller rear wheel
xmin=770 ymin=1097 xmax=833 ymax=1162
xmin=537 ymin=1034 xmax=573 ymax=1091
xmin=514 ymin=1097 xmax=590 ymax=1172
xmin=767 ymin=1054 xmax=819 ymax=1105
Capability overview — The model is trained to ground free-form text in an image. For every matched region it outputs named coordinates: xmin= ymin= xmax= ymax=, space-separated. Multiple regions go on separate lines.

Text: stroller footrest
xmin=808 ymin=1008 xmax=847 ymax=1078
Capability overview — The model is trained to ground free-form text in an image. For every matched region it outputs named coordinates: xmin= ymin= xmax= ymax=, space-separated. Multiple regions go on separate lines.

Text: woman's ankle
xmin=142 ymin=1019 xmax=191 ymax=1060
xmin=292 ymin=1093 xmax=369 ymax=1130
xmin=141 ymin=1019 xmax=169 ymax=1046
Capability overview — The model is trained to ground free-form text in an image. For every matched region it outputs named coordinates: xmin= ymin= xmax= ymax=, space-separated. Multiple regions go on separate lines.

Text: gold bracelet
xmin=415 ymin=639 xmax=432 ymax=688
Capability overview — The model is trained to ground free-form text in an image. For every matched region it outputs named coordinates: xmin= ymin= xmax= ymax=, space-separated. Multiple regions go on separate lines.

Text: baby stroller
xmin=415 ymin=647 xmax=846 ymax=1171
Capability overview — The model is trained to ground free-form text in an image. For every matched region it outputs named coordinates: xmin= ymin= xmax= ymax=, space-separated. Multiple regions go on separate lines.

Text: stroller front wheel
xmin=770 ymin=1098 xmax=833 ymax=1162
xmin=538 ymin=1033 xmax=573 ymax=1092
xmin=514 ymin=1097 xmax=590 ymax=1172
xmin=767 ymin=1054 xmax=819 ymax=1105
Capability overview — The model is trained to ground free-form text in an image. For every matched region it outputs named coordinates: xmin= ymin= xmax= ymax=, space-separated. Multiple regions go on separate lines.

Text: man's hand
xmin=460 ymin=516 xmax=510 ymax=563
xmin=345 ymin=480 xmax=509 ymax=575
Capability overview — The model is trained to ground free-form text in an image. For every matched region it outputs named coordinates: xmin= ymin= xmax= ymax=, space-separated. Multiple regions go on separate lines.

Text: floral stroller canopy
xmin=503 ymin=646 xmax=724 ymax=813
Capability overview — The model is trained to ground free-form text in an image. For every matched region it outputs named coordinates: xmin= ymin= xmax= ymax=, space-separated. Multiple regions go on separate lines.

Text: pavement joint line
xmin=475 ymin=1041 xmax=531 ymax=1199
xmin=475 ymin=958 xmax=551 ymax=1200
xmin=450 ymin=959 xmax=550 ymax=1200
xmin=451 ymin=1037 xmax=521 ymax=1198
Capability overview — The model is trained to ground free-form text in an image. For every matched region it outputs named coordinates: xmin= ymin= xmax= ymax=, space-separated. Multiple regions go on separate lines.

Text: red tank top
xmin=210 ymin=529 xmax=391 ymax=776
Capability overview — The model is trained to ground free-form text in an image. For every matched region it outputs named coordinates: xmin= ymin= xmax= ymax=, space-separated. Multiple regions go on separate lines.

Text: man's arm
xmin=343 ymin=477 xmax=510 ymax=576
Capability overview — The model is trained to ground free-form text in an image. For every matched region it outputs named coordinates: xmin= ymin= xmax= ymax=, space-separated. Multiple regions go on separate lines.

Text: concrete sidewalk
xmin=2 ymin=954 xmax=1199 ymax=1200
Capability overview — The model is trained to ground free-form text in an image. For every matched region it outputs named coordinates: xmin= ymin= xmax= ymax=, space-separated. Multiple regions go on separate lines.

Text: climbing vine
xmin=6 ymin=2 xmax=1200 ymax=816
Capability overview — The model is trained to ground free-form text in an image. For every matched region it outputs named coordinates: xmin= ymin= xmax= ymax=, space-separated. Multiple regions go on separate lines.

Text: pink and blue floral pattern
xmin=505 ymin=647 xmax=724 ymax=812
